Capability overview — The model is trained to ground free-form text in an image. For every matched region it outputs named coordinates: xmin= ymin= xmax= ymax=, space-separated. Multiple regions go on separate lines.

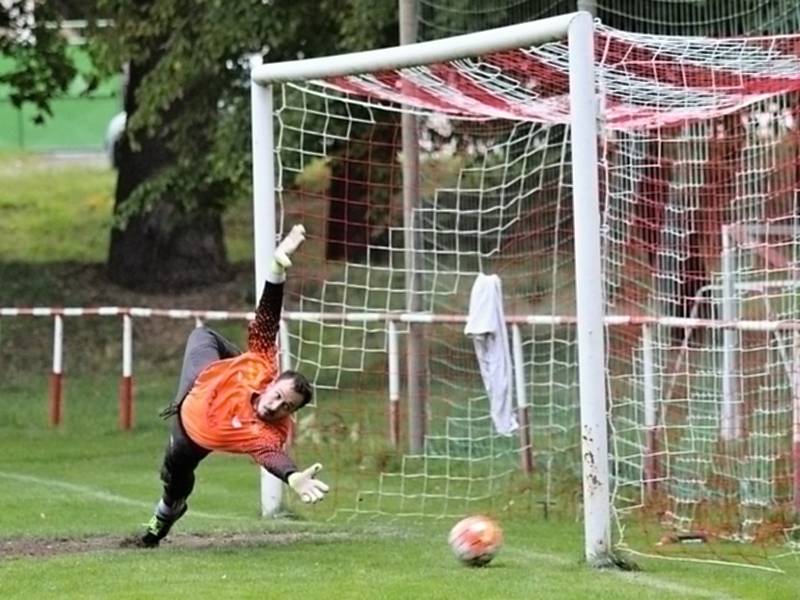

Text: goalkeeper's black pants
xmin=160 ymin=416 xmax=209 ymax=508
xmin=160 ymin=326 xmax=241 ymax=418
xmin=159 ymin=327 xmax=240 ymax=508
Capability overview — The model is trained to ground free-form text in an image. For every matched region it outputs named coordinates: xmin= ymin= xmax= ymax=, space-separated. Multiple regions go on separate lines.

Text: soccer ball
xmin=448 ymin=515 xmax=503 ymax=567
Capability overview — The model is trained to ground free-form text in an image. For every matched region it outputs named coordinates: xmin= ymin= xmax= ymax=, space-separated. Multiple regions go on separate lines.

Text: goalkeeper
xmin=138 ymin=225 xmax=329 ymax=547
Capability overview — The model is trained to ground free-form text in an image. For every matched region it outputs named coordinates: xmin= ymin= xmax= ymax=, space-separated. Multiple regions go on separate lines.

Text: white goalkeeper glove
xmin=273 ymin=224 xmax=306 ymax=270
xmin=287 ymin=463 xmax=329 ymax=504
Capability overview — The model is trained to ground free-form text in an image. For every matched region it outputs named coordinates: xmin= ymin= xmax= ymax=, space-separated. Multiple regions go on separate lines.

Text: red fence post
xmin=49 ymin=314 xmax=64 ymax=427
xmin=118 ymin=314 xmax=134 ymax=431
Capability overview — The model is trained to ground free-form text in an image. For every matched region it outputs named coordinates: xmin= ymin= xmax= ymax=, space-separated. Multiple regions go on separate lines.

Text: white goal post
xmin=249 ymin=12 xmax=610 ymax=565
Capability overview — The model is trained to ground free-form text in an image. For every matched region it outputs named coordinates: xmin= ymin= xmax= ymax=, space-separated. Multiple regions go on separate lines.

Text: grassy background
xmin=2 ymin=153 xmax=800 ymax=598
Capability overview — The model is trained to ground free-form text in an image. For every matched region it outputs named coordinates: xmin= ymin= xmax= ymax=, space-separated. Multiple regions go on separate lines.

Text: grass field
xmin=3 ymin=153 xmax=800 ymax=598
xmin=4 ymin=376 xmax=800 ymax=600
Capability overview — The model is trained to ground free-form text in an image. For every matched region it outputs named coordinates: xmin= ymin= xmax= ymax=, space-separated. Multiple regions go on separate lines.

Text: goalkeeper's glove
xmin=287 ymin=463 xmax=329 ymax=504
xmin=273 ymin=224 xmax=306 ymax=271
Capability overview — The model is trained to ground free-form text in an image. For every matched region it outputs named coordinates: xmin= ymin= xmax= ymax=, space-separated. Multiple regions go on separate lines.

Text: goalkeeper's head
xmin=255 ymin=370 xmax=314 ymax=422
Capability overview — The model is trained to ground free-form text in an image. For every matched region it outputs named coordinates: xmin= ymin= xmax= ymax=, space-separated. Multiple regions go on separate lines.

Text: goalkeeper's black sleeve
xmin=248 ymin=280 xmax=284 ymax=356
xmin=253 ymin=449 xmax=296 ymax=482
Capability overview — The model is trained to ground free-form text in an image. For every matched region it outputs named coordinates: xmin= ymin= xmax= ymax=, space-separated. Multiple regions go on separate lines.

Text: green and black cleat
xmin=139 ymin=503 xmax=188 ymax=548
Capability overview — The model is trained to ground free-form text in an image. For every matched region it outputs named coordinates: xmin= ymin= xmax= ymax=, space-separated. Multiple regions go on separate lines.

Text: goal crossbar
xmin=251 ymin=13 xmax=579 ymax=85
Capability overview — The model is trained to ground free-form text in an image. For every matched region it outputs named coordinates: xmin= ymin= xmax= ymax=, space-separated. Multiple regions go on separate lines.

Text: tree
xmin=596 ymin=0 xmax=800 ymax=36
xmin=416 ymin=0 xmax=571 ymax=41
xmin=89 ymin=0 xmax=398 ymax=291
xmin=0 ymin=1 xmax=77 ymax=123
xmin=1 ymin=0 xmax=398 ymax=291
xmin=322 ymin=0 xmax=399 ymax=262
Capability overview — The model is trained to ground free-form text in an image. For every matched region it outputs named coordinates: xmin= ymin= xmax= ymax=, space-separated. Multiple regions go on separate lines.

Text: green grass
xmin=5 ymin=154 xmax=800 ymax=598
xmin=3 ymin=377 xmax=800 ymax=599
xmin=0 ymin=153 xmax=254 ymax=264
xmin=0 ymin=157 xmax=115 ymax=261
xmin=2 ymin=364 xmax=800 ymax=598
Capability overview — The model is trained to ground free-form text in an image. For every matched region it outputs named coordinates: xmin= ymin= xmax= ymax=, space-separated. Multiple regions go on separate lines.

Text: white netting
xmin=416 ymin=0 xmax=570 ymax=41
xmin=415 ymin=1 xmax=800 ymax=40
xmin=308 ymin=28 xmax=800 ymax=130
xmin=268 ymin=23 xmax=800 ymax=566
xmin=603 ymin=99 xmax=800 ymax=566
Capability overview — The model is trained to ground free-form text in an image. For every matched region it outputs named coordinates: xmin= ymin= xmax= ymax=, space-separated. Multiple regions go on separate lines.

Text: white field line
xmin=609 ymin=570 xmax=738 ymax=600
xmin=0 ymin=470 xmax=246 ymax=521
xmin=509 ymin=548 xmax=738 ymax=600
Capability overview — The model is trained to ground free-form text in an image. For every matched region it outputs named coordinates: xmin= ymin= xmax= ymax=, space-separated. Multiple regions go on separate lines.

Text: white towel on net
xmin=464 ymin=273 xmax=519 ymax=437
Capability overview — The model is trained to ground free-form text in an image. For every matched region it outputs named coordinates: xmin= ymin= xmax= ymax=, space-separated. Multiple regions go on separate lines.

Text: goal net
xmin=252 ymin=15 xmax=800 ymax=569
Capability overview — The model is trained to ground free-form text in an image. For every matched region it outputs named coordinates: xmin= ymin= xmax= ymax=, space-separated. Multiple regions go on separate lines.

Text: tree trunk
xmin=326 ymin=119 xmax=400 ymax=262
xmin=106 ymin=59 xmax=229 ymax=292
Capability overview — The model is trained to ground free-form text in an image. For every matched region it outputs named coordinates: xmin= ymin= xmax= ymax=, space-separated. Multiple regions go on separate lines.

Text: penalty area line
xmin=509 ymin=549 xmax=737 ymax=600
xmin=0 ymin=470 xmax=246 ymax=521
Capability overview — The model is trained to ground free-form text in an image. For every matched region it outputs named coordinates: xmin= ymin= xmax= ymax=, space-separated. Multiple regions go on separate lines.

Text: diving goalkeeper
xmin=139 ymin=224 xmax=329 ymax=547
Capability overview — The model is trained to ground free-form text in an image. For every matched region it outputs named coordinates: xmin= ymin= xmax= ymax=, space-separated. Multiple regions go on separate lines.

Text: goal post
xmin=249 ymin=53 xmax=286 ymax=516
xmin=249 ymin=11 xmax=609 ymax=564
xmin=567 ymin=12 xmax=612 ymax=565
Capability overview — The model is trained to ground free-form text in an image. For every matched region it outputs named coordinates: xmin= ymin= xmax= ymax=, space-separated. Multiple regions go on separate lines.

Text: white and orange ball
xmin=448 ymin=515 xmax=503 ymax=567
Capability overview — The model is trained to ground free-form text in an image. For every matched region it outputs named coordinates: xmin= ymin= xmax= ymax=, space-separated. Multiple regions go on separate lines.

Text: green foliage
xmin=86 ymin=0 xmax=399 ymax=222
xmin=0 ymin=1 xmax=80 ymax=123
xmin=598 ymin=0 xmax=800 ymax=35
xmin=340 ymin=0 xmax=399 ymax=50
xmin=417 ymin=0 xmax=563 ymax=39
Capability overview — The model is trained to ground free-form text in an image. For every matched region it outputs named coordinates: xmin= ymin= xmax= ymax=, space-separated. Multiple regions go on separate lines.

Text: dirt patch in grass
xmin=1 ymin=530 xmax=354 ymax=559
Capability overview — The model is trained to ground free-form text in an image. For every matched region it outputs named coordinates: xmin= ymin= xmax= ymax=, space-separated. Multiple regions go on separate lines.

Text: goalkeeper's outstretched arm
xmin=248 ymin=225 xmax=306 ymax=355
xmin=256 ymin=449 xmax=329 ymax=504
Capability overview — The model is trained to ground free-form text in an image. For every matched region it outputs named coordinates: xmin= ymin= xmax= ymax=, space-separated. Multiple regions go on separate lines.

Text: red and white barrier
xmin=5 ymin=306 xmax=800 ymax=330
xmin=1 ymin=307 xmax=253 ymax=430
xmin=6 ymin=306 xmax=800 ymax=441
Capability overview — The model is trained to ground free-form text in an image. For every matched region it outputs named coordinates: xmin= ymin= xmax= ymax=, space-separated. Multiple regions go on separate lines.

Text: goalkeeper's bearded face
xmin=255 ymin=378 xmax=303 ymax=422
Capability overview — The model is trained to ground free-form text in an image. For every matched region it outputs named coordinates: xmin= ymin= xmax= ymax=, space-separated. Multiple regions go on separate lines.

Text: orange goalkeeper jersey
xmin=179 ymin=280 xmax=290 ymax=459
xmin=180 ymin=352 xmax=290 ymax=456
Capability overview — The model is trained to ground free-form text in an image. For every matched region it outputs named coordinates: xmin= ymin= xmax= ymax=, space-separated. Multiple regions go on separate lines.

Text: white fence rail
xmin=4 ymin=307 xmax=800 ymax=456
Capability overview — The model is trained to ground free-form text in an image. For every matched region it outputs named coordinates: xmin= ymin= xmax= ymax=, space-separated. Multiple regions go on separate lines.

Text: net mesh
xmin=416 ymin=1 xmax=800 ymax=40
xmin=269 ymin=24 xmax=800 ymax=568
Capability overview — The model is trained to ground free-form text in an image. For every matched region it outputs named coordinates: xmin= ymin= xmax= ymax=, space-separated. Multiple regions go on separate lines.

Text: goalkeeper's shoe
xmin=140 ymin=502 xmax=187 ymax=548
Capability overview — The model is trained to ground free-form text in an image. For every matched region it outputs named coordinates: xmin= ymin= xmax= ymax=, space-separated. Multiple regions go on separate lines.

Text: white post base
xmin=260 ymin=469 xmax=284 ymax=516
